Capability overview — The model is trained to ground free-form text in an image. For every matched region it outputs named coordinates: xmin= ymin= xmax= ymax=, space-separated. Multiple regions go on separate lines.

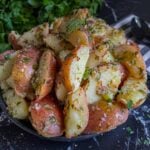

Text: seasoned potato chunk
xmin=3 ymin=90 xmax=29 ymax=119
xmin=111 ymin=44 xmax=146 ymax=80
xmin=9 ymin=23 xmax=49 ymax=49
xmin=32 ymin=50 xmax=56 ymax=100
xmin=84 ymin=100 xmax=128 ymax=134
xmin=11 ymin=48 xmax=39 ymax=97
xmin=85 ymin=63 xmax=125 ymax=104
xmin=64 ymin=88 xmax=89 ymax=138
xmin=86 ymin=44 xmax=114 ymax=68
xmin=62 ymin=46 xmax=90 ymax=92
xmin=117 ymin=78 xmax=148 ymax=108
xmin=44 ymin=34 xmax=73 ymax=54
xmin=30 ymin=96 xmax=64 ymax=137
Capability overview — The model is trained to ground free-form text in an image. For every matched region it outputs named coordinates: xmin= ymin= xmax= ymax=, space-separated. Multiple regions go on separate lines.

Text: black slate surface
xmin=0 ymin=0 xmax=150 ymax=150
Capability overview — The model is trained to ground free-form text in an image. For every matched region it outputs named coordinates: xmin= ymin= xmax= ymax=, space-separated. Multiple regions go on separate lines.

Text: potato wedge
xmin=85 ymin=63 xmax=125 ymax=104
xmin=32 ymin=50 xmax=56 ymax=100
xmin=3 ymin=90 xmax=29 ymax=119
xmin=84 ymin=100 xmax=128 ymax=134
xmin=11 ymin=48 xmax=39 ymax=97
xmin=11 ymin=23 xmax=49 ymax=49
xmin=62 ymin=46 xmax=90 ymax=92
xmin=111 ymin=44 xmax=146 ymax=80
xmin=64 ymin=88 xmax=89 ymax=138
xmin=86 ymin=44 xmax=114 ymax=68
xmin=44 ymin=34 xmax=73 ymax=54
xmin=30 ymin=95 xmax=64 ymax=137
xmin=55 ymin=71 xmax=67 ymax=103
xmin=117 ymin=78 xmax=148 ymax=108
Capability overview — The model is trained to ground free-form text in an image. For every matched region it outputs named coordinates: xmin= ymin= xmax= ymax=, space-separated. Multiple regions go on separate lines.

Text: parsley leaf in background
xmin=0 ymin=0 xmax=103 ymax=52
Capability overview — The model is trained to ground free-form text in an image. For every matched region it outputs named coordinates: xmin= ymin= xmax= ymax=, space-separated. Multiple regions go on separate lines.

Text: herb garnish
xmin=127 ymin=100 xmax=133 ymax=109
xmin=66 ymin=18 xmax=86 ymax=33
xmin=83 ymin=67 xmax=92 ymax=80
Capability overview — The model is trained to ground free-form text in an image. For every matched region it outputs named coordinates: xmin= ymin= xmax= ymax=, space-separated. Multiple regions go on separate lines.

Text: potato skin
xmin=84 ymin=100 xmax=128 ymax=134
xmin=33 ymin=50 xmax=56 ymax=100
xmin=66 ymin=30 xmax=89 ymax=47
xmin=11 ymin=48 xmax=39 ymax=97
xmin=30 ymin=95 xmax=64 ymax=137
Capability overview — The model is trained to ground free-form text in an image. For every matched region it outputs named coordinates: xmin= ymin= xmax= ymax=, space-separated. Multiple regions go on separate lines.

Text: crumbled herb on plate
xmin=126 ymin=126 xmax=134 ymax=135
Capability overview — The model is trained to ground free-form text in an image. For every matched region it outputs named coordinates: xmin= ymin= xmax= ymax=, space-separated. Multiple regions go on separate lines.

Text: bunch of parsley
xmin=0 ymin=0 xmax=103 ymax=52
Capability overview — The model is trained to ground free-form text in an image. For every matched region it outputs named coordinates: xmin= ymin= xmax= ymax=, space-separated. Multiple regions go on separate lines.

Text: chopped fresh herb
xmin=83 ymin=67 xmax=92 ymax=80
xmin=22 ymin=57 xmax=31 ymax=63
xmin=127 ymin=100 xmax=133 ymax=109
xmin=4 ymin=54 xmax=11 ymax=60
xmin=126 ymin=127 xmax=134 ymax=134
xmin=66 ymin=18 xmax=86 ymax=33
xmin=103 ymin=95 xmax=112 ymax=102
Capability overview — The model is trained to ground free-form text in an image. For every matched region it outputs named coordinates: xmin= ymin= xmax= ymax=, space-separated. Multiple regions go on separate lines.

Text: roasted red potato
xmin=66 ymin=30 xmax=89 ymax=47
xmin=111 ymin=43 xmax=147 ymax=80
xmin=32 ymin=50 xmax=56 ymax=100
xmin=62 ymin=46 xmax=90 ymax=92
xmin=64 ymin=87 xmax=89 ymax=138
xmin=84 ymin=100 xmax=129 ymax=134
xmin=30 ymin=95 xmax=64 ymax=137
xmin=9 ymin=23 xmax=49 ymax=49
xmin=117 ymin=78 xmax=148 ymax=108
xmin=11 ymin=48 xmax=39 ymax=97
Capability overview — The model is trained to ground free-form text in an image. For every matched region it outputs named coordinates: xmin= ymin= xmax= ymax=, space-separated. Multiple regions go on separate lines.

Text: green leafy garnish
xmin=126 ymin=127 xmax=134 ymax=135
xmin=83 ymin=67 xmax=92 ymax=80
xmin=127 ymin=100 xmax=133 ymax=109
xmin=66 ymin=18 xmax=86 ymax=33
xmin=4 ymin=54 xmax=11 ymax=60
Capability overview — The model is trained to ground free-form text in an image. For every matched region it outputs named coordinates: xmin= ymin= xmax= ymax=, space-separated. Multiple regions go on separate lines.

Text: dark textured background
xmin=0 ymin=0 xmax=150 ymax=150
